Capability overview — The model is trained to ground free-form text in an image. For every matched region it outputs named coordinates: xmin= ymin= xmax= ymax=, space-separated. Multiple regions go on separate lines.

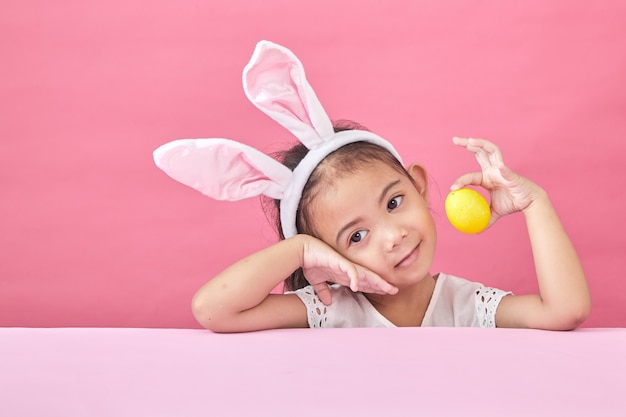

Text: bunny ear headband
xmin=153 ymin=40 xmax=402 ymax=238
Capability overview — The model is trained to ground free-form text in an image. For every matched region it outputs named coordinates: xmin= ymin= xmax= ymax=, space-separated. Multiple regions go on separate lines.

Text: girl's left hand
xmin=450 ymin=137 xmax=543 ymax=226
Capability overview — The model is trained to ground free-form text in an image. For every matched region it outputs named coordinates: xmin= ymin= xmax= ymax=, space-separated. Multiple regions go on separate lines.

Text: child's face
xmin=309 ymin=160 xmax=437 ymax=287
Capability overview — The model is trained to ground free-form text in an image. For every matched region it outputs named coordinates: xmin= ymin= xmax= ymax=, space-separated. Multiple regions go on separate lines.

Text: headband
xmin=153 ymin=40 xmax=402 ymax=238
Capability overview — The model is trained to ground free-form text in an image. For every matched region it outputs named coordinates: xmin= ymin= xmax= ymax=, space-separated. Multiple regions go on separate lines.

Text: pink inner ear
xmin=216 ymin=149 xmax=282 ymax=200
xmin=245 ymin=47 xmax=314 ymax=128
xmin=243 ymin=41 xmax=335 ymax=149
xmin=158 ymin=141 xmax=290 ymax=201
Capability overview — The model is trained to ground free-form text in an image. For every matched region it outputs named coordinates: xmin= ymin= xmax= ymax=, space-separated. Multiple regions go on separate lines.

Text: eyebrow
xmin=378 ymin=180 xmax=401 ymax=206
xmin=335 ymin=179 xmax=401 ymax=245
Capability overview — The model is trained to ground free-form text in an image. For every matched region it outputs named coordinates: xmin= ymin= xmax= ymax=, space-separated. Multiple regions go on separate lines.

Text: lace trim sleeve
xmin=475 ymin=287 xmax=512 ymax=328
xmin=288 ymin=286 xmax=328 ymax=328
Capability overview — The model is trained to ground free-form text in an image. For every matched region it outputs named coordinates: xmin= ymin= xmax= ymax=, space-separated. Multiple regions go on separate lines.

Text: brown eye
xmin=387 ymin=196 xmax=403 ymax=211
xmin=350 ymin=230 xmax=368 ymax=244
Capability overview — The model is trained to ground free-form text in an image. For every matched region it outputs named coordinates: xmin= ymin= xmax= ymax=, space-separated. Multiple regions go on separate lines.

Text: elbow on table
xmin=191 ymin=293 xmax=230 ymax=333
xmin=571 ymin=300 xmax=593 ymax=329
xmin=549 ymin=299 xmax=592 ymax=331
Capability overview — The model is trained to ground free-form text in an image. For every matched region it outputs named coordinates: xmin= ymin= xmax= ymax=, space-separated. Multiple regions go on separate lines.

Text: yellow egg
xmin=445 ymin=188 xmax=491 ymax=234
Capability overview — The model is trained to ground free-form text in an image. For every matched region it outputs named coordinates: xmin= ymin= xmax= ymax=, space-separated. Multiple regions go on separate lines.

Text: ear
xmin=407 ymin=163 xmax=429 ymax=200
xmin=153 ymin=138 xmax=293 ymax=201
xmin=243 ymin=40 xmax=334 ymax=149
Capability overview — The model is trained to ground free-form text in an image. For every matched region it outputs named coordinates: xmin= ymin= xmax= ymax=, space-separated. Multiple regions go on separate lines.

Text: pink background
xmin=1 ymin=1 xmax=624 ymax=328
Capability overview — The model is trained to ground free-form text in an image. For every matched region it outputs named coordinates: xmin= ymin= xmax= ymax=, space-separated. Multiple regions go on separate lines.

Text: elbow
xmin=191 ymin=287 xmax=250 ymax=333
xmin=191 ymin=293 xmax=225 ymax=332
xmin=191 ymin=293 xmax=212 ymax=329
xmin=569 ymin=294 xmax=592 ymax=329
xmin=568 ymin=300 xmax=592 ymax=330
xmin=551 ymin=298 xmax=592 ymax=331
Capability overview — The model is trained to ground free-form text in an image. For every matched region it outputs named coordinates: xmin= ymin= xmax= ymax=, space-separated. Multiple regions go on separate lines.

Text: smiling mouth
xmin=395 ymin=244 xmax=420 ymax=268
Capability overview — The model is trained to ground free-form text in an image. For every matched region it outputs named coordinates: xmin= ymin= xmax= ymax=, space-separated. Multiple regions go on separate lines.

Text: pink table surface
xmin=1 ymin=327 xmax=625 ymax=417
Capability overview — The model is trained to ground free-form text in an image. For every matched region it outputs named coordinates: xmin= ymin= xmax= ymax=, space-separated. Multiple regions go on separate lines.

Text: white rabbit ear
xmin=243 ymin=40 xmax=334 ymax=149
xmin=153 ymin=139 xmax=293 ymax=201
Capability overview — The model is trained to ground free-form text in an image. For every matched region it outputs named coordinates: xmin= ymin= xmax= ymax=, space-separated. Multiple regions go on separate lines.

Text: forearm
xmin=191 ymin=235 xmax=307 ymax=328
xmin=523 ymin=189 xmax=591 ymax=327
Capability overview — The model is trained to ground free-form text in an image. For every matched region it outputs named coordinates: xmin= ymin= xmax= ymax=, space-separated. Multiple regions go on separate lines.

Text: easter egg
xmin=445 ymin=188 xmax=491 ymax=234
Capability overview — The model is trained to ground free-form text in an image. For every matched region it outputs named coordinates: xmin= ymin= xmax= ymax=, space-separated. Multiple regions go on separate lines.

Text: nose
xmin=382 ymin=216 xmax=407 ymax=252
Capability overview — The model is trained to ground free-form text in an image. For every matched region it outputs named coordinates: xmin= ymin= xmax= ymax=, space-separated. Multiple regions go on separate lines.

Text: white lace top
xmin=287 ymin=273 xmax=511 ymax=328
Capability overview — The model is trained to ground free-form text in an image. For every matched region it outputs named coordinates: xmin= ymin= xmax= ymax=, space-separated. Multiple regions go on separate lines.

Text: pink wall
xmin=1 ymin=1 xmax=624 ymax=328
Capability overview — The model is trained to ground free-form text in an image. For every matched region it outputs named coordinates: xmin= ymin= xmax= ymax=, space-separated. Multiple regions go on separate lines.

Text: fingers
xmin=338 ymin=258 xmax=396 ymax=295
xmin=450 ymin=172 xmax=483 ymax=191
xmin=311 ymin=264 xmax=396 ymax=305
xmin=312 ymin=282 xmax=333 ymax=306
xmin=453 ymin=137 xmax=500 ymax=154
xmin=453 ymin=137 xmax=505 ymax=170
xmin=346 ymin=264 xmax=360 ymax=292
xmin=352 ymin=265 xmax=398 ymax=295
xmin=302 ymin=237 xmax=398 ymax=298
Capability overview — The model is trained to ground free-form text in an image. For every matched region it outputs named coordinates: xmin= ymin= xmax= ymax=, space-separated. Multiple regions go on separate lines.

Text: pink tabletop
xmin=1 ymin=327 xmax=624 ymax=416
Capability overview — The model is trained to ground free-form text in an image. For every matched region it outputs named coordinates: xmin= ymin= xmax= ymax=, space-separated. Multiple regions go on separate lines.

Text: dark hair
xmin=262 ymin=120 xmax=412 ymax=292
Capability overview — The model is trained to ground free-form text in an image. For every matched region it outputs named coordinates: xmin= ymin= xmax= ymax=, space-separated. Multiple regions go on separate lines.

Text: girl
xmin=154 ymin=41 xmax=591 ymax=332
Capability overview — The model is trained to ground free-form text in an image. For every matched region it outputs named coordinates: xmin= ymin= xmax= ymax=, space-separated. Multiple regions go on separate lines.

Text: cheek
xmin=423 ymin=210 xmax=437 ymax=232
xmin=343 ymin=247 xmax=383 ymax=272
xmin=412 ymin=201 xmax=436 ymax=228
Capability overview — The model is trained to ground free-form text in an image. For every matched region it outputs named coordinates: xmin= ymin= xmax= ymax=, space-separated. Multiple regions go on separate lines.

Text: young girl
xmin=153 ymin=41 xmax=591 ymax=332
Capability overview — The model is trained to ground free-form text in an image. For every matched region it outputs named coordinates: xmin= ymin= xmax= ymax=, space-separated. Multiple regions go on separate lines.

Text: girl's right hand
xmin=299 ymin=235 xmax=398 ymax=306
